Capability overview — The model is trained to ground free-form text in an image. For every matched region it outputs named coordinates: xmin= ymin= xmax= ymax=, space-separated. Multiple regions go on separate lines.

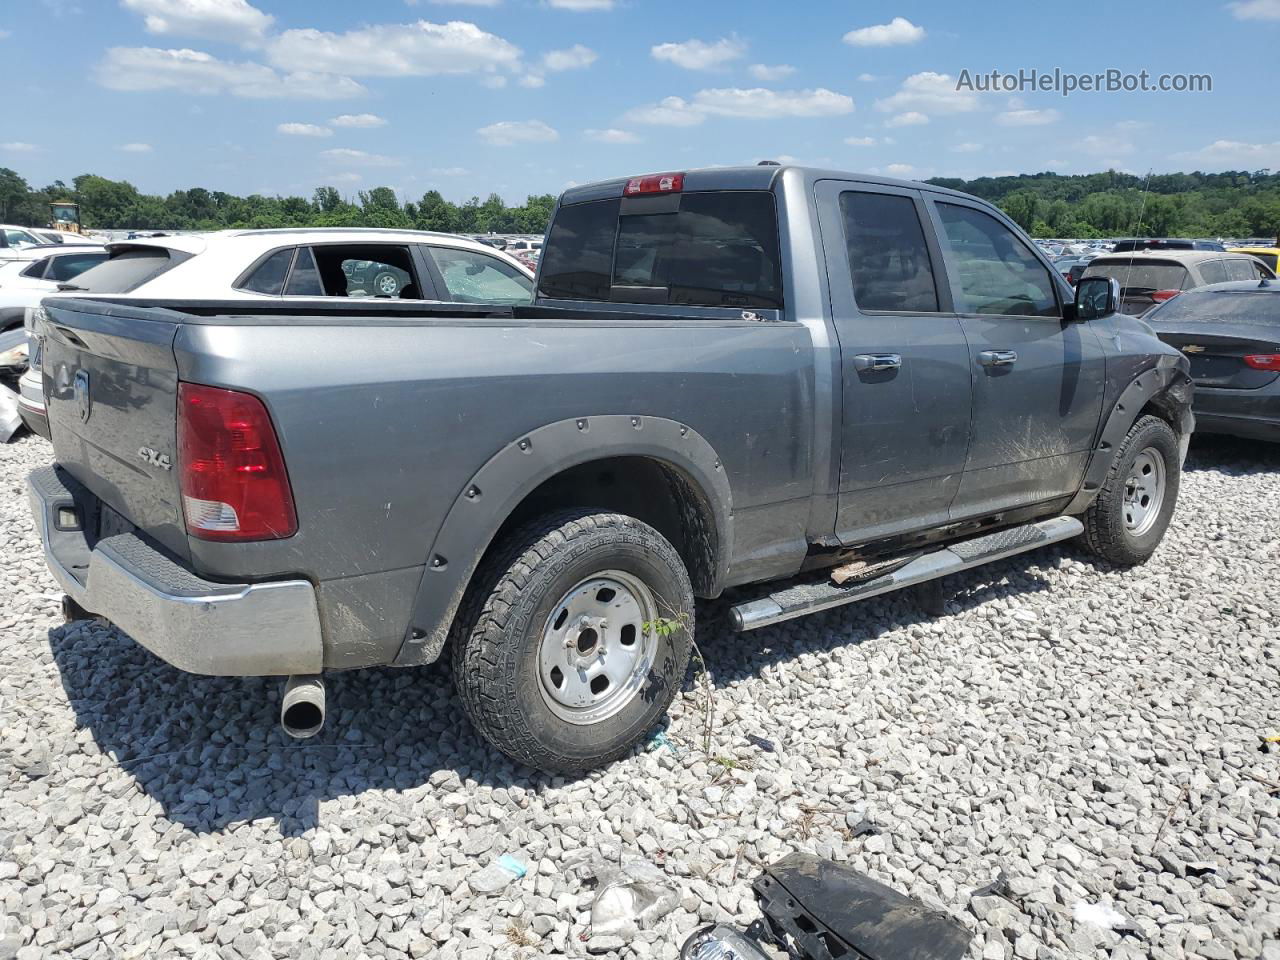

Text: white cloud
xmin=542 ymin=43 xmax=596 ymax=71
xmin=885 ymin=163 xmax=916 ymax=176
xmin=477 ymin=119 xmax=559 ymax=145
xmin=426 ymin=165 xmax=469 ymax=175
xmin=482 ymin=75 xmax=508 ymax=88
xmin=278 ymin=122 xmax=331 ymax=137
xmin=995 ymin=108 xmax=1059 ymax=126
xmin=843 ymin=17 xmax=925 ymax=47
xmin=749 ymin=63 xmax=795 ymax=82
xmin=330 ymin=113 xmax=386 ymax=128
xmin=120 ymin=0 xmax=273 ymax=45
xmin=416 ymin=0 xmax=500 ymax=5
xmin=651 ymin=37 xmax=746 ymax=71
xmin=585 ymin=127 xmax=640 ymax=143
xmin=1177 ymin=139 xmax=1280 ymax=167
xmin=547 ymin=0 xmax=613 ymax=8
xmin=0 ymin=29 xmax=11 ymax=40
xmin=950 ymin=142 xmax=982 ymax=153
xmin=886 ymin=111 xmax=928 ymax=127
xmin=857 ymin=73 xmax=878 ymax=83
xmin=626 ymin=87 xmax=853 ymax=126
xmin=1079 ymin=135 xmax=1134 ymax=156
xmin=328 ymin=172 xmax=362 ymax=183
xmin=875 ymin=72 xmax=979 ymax=114
xmin=321 ymin=148 xmax=403 ymax=166
xmin=1228 ymin=0 xmax=1280 ymax=19
xmin=519 ymin=73 xmax=546 ymax=88
xmin=1 ymin=142 xmax=39 ymax=152
xmin=118 ymin=142 xmax=153 ymax=152
xmin=1114 ymin=119 xmax=1149 ymax=131
xmin=267 ymin=20 xmax=521 ymax=79
xmin=97 ymin=47 xmax=366 ymax=99
xmin=844 ymin=135 xmax=878 ymax=146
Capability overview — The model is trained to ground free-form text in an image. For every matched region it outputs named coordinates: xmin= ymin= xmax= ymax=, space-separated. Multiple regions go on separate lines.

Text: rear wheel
xmin=1081 ymin=415 xmax=1180 ymax=565
xmin=451 ymin=510 xmax=694 ymax=774
xmin=373 ymin=271 xmax=401 ymax=296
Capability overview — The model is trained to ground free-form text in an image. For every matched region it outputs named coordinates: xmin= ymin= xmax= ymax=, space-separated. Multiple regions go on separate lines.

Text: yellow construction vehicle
xmin=49 ymin=202 xmax=82 ymax=235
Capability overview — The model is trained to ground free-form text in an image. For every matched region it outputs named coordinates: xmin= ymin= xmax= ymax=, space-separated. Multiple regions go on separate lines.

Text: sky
xmin=2 ymin=0 xmax=1279 ymax=205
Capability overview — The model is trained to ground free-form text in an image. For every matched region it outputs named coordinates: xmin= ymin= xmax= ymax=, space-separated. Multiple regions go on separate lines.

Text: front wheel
xmin=1081 ymin=415 xmax=1181 ymax=565
xmin=450 ymin=510 xmax=694 ymax=774
xmin=373 ymin=271 xmax=401 ymax=296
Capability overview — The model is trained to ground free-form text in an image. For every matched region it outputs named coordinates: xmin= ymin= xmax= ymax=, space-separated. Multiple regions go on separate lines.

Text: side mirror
xmin=1073 ymin=275 xmax=1119 ymax=321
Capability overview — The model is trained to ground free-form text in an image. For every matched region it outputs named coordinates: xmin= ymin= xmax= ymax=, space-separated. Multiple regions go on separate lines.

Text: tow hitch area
xmin=752 ymin=853 xmax=971 ymax=960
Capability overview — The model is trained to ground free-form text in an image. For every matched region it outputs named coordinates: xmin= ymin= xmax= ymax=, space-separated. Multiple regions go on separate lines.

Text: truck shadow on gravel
xmin=49 ymin=552 xmax=1059 ymax=837
xmin=1183 ymin=434 xmax=1280 ymax=473
xmin=47 ymin=621 xmax=539 ymax=836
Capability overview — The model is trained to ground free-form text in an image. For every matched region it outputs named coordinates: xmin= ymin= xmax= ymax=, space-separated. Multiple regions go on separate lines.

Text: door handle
xmin=978 ymin=350 xmax=1018 ymax=367
xmin=853 ymin=353 xmax=902 ymax=373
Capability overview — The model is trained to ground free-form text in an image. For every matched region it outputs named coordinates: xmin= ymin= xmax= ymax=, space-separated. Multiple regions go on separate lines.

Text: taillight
xmin=625 ymin=172 xmax=684 ymax=195
xmin=1150 ymin=290 xmax=1181 ymax=303
xmin=1243 ymin=354 xmax=1280 ymax=371
xmin=177 ymin=383 xmax=297 ymax=541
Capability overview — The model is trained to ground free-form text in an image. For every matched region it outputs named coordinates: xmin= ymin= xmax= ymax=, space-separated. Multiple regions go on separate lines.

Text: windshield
xmin=539 ymin=190 xmax=784 ymax=309
xmin=1145 ymin=289 xmax=1280 ymax=326
xmin=1083 ymin=259 xmax=1189 ymax=292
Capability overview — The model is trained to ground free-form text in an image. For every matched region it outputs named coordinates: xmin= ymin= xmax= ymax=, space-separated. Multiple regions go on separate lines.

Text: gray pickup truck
xmin=29 ymin=165 xmax=1193 ymax=773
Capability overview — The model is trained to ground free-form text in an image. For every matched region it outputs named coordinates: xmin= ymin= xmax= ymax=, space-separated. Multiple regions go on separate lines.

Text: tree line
xmin=1 ymin=166 xmax=1278 ymax=240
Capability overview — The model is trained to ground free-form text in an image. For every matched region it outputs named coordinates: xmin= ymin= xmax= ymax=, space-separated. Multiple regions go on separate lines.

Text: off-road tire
xmin=1081 ymin=415 xmax=1180 ymax=565
xmin=450 ymin=510 xmax=694 ymax=775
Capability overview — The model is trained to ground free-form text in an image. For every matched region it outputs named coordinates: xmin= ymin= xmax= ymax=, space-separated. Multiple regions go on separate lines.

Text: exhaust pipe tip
xmin=281 ymin=674 xmax=325 ymax=739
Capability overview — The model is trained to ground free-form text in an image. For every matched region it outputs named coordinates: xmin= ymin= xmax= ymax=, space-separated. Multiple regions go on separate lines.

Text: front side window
xmin=539 ymin=191 xmax=784 ymax=309
xmin=429 ymin=247 xmax=532 ymax=305
xmin=839 ymin=191 xmax=939 ymax=312
xmin=936 ymin=202 xmax=1058 ymax=317
xmin=46 ymin=253 xmax=108 ymax=282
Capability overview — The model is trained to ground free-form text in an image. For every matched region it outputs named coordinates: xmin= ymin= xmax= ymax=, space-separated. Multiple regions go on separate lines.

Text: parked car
xmin=17 ymin=229 xmax=533 ymax=439
xmin=1081 ymin=250 xmax=1276 ymax=316
xmin=1229 ymin=246 xmax=1280 ymax=275
xmin=1111 ymin=238 xmax=1226 ymax=253
xmin=28 ymin=165 xmax=1192 ymax=773
xmin=1145 ymin=279 xmax=1280 ymax=441
xmin=0 ymin=225 xmax=46 ymax=259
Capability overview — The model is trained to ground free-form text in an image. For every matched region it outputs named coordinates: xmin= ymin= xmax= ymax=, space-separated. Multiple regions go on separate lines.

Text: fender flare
xmin=1065 ymin=357 xmax=1194 ymax=514
xmin=393 ymin=414 xmax=733 ymax=666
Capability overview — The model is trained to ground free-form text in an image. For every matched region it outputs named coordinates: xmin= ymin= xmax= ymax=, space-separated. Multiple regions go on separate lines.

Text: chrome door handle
xmin=852 ymin=353 xmax=902 ymax=373
xmin=979 ymin=350 xmax=1018 ymax=367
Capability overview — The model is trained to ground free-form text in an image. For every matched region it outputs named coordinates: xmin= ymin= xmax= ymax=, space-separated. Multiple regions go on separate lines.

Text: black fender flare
xmin=393 ymin=414 xmax=733 ymax=666
xmin=1065 ymin=357 xmax=1194 ymax=514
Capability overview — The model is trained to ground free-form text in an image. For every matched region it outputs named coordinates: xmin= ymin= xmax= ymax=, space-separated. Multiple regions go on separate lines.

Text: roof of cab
xmin=557 ymin=164 xmax=977 ymax=206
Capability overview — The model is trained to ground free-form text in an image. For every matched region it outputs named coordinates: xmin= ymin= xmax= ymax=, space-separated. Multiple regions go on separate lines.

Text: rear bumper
xmin=1193 ymin=387 xmax=1280 ymax=442
xmin=29 ymin=465 xmax=323 ymax=676
xmin=17 ymin=369 xmax=49 ymax=440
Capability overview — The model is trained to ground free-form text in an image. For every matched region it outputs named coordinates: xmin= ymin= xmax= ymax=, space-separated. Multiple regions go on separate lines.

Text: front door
xmin=815 ymin=181 xmax=972 ymax=545
xmin=926 ymin=197 xmax=1105 ymax=519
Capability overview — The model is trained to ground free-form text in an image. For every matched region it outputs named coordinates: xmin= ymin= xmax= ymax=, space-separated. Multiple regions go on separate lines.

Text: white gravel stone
xmin=0 ymin=431 xmax=1278 ymax=959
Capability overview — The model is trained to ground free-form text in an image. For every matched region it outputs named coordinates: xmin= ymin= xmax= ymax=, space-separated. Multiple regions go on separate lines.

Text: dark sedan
xmin=1144 ymin=279 xmax=1280 ymax=442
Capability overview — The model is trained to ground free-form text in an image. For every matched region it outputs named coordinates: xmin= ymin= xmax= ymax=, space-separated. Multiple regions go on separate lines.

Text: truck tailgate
xmin=41 ymin=300 xmax=189 ymax=559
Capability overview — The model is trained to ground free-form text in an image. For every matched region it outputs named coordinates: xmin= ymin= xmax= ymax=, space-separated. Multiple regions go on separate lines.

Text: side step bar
xmin=730 ymin=515 xmax=1083 ymax=632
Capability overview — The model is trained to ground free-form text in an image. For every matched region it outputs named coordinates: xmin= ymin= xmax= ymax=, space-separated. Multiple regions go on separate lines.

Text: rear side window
xmin=935 ymin=202 xmax=1058 ymax=317
xmin=1225 ymin=258 xmax=1256 ymax=282
xmin=241 ymin=247 xmax=294 ymax=295
xmin=1082 ymin=259 xmax=1190 ymax=292
xmin=540 ymin=191 xmax=784 ymax=309
xmin=67 ymin=247 xmax=180 ymax=293
xmin=46 ymin=253 xmax=107 ymax=282
xmin=1199 ymin=260 xmax=1229 ymax=285
xmin=20 ymin=258 xmax=50 ymax=279
xmin=839 ymin=191 xmax=939 ymax=312
xmin=284 ymin=248 xmax=323 ymax=296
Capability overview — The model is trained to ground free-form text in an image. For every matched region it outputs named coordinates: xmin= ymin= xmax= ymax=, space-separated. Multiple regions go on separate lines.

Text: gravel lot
xmin=1 ymin=431 xmax=1278 ymax=960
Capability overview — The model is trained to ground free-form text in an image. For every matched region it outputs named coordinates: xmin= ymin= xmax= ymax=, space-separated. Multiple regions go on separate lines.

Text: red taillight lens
xmin=1243 ymin=353 xmax=1280 ymax=371
xmin=1150 ymin=289 xmax=1181 ymax=303
xmin=177 ymin=383 xmax=297 ymax=541
xmin=624 ymin=172 xmax=684 ymax=195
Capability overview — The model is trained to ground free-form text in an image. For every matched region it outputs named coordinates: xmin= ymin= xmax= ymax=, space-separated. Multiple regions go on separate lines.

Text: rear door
xmin=926 ymin=196 xmax=1106 ymax=519
xmin=815 ymin=181 xmax=971 ymax=544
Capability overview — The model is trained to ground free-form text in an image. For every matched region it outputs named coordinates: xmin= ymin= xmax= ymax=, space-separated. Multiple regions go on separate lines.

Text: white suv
xmin=18 ymin=229 xmax=536 ymax=438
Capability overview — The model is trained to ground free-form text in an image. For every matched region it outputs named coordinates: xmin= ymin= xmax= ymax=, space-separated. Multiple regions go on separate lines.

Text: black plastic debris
xmin=753 ymin=853 xmax=971 ymax=960
xmin=746 ymin=734 xmax=777 ymax=753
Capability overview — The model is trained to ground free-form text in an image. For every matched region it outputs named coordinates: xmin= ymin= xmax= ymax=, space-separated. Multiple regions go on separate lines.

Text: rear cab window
xmin=539 ymin=190 xmax=784 ymax=309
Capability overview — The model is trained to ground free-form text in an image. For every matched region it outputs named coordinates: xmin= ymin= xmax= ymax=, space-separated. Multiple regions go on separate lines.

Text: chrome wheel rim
xmin=1123 ymin=447 xmax=1165 ymax=537
xmin=376 ymin=273 xmax=398 ymax=295
xmin=536 ymin=571 xmax=657 ymax=725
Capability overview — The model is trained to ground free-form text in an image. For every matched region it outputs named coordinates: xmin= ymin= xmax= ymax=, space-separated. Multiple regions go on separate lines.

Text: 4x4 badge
xmin=138 ymin=447 xmax=172 ymax=471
